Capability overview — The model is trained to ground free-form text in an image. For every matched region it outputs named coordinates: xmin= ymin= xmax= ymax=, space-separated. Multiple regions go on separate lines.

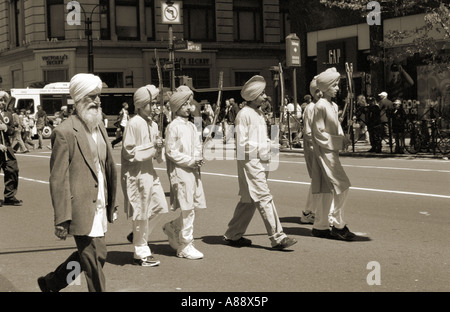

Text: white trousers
xmin=171 ymin=210 xmax=196 ymax=252
xmin=312 ymin=189 xmax=348 ymax=230
xmin=133 ymin=214 xmax=162 ymax=259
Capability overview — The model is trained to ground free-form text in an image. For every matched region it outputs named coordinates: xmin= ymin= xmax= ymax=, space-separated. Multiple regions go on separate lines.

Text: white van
xmin=10 ymin=83 xmax=136 ymax=138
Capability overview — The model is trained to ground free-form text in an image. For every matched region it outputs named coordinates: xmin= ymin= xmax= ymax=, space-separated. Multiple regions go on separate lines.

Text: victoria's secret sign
xmin=41 ymin=54 xmax=69 ymax=66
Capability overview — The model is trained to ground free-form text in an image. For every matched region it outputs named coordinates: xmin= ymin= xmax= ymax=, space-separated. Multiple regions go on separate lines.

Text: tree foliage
xmin=320 ymin=0 xmax=450 ymax=71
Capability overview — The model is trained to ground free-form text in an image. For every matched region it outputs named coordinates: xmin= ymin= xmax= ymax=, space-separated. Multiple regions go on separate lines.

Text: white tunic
xmin=121 ymin=115 xmax=168 ymax=220
xmin=310 ymin=98 xmax=351 ymax=194
xmin=165 ymin=116 xmax=206 ymax=211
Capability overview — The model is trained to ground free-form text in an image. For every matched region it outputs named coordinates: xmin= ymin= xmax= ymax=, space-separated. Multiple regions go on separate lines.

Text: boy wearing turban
xmin=39 ymin=73 xmax=118 ymax=291
xmin=121 ymin=85 xmax=168 ymax=266
xmin=163 ymin=86 xmax=206 ymax=260
xmin=309 ymin=68 xmax=355 ymax=241
xmin=222 ymin=75 xmax=297 ymax=250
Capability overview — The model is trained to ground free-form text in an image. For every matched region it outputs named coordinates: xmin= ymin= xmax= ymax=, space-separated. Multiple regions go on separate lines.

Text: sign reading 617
xmin=161 ymin=1 xmax=181 ymax=24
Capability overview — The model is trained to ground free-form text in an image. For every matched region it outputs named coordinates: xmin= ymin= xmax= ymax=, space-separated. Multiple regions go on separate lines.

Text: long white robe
xmin=165 ymin=116 xmax=206 ymax=211
xmin=310 ymin=98 xmax=351 ymax=194
xmin=121 ymin=115 xmax=168 ymax=220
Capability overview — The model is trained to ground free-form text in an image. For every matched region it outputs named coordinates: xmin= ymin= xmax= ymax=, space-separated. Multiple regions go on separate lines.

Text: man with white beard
xmin=37 ymin=73 xmax=118 ymax=292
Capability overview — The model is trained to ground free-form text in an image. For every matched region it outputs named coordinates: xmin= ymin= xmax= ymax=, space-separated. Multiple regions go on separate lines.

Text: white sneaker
xmin=300 ymin=210 xmax=315 ymax=224
xmin=162 ymin=222 xmax=179 ymax=251
xmin=177 ymin=243 xmax=204 ymax=260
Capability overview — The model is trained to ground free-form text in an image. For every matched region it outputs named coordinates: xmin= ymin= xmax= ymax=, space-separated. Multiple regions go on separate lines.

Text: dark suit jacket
xmin=49 ymin=115 xmax=118 ymax=236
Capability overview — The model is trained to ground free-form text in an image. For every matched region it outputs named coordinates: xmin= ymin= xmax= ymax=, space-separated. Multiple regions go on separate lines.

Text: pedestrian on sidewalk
xmin=391 ymin=99 xmax=406 ymax=154
xmin=163 ymin=86 xmax=207 ymax=260
xmin=121 ymin=85 xmax=168 ymax=267
xmin=37 ymin=73 xmax=118 ymax=292
xmin=310 ymin=67 xmax=355 ymax=241
xmin=222 ymin=75 xmax=297 ymax=250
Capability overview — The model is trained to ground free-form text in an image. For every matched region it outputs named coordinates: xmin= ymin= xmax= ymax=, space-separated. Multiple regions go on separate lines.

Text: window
xmin=183 ymin=0 xmax=215 ymax=41
xmin=43 ymin=69 xmax=68 ymax=83
xmin=280 ymin=0 xmax=291 ymax=42
xmin=47 ymin=0 xmax=65 ymax=40
xmin=97 ymin=72 xmax=124 ymax=88
xmin=235 ymin=72 xmax=259 ymax=87
xmin=100 ymin=0 xmax=110 ymax=40
xmin=145 ymin=0 xmax=155 ymax=40
xmin=116 ymin=0 xmax=139 ymax=40
xmin=233 ymin=0 xmax=262 ymax=42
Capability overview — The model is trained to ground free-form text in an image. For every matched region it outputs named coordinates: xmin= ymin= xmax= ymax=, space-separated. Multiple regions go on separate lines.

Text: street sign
xmin=176 ymin=41 xmax=202 ymax=53
xmin=174 ymin=40 xmax=188 ymax=51
xmin=286 ymin=33 xmax=301 ymax=67
xmin=161 ymin=1 xmax=181 ymax=24
xmin=163 ymin=63 xmax=174 ymax=71
xmin=187 ymin=41 xmax=202 ymax=52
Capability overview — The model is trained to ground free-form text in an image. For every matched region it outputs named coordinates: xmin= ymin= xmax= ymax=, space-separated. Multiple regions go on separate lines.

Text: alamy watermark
xmin=366 ymin=261 xmax=381 ymax=285
xmin=367 ymin=1 xmax=381 ymax=26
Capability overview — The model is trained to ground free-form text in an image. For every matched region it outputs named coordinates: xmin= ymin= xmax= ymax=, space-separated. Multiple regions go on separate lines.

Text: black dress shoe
xmin=330 ymin=225 xmax=356 ymax=241
xmin=311 ymin=228 xmax=333 ymax=239
xmin=223 ymin=236 xmax=252 ymax=247
xmin=4 ymin=198 xmax=22 ymax=206
xmin=37 ymin=276 xmax=50 ymax=292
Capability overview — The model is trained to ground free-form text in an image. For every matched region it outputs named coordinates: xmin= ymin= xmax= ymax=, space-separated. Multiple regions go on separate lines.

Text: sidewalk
xmin=280 ymin=140 xmax=448 ymax=159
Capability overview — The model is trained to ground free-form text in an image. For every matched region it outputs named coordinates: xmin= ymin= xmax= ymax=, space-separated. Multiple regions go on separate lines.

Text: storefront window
xmin=96 ymin=72 xmax=124 ymax=88
xmin=116 ymin=0 xmax=139 ymax=40
xmin=43 ymin=69 xmax=68 ymax=83
xmin=183 ymin=0 xmax=215 ymax=41
xmin=280 ymin=0 xmax=290 ymax=42
xmin=233 ymin=0 xmax=262 ymax=42
xmin=47 ymin=0 xmax=65 ymax=40
xmin=145 ymin=0 xmax=155 ymax=40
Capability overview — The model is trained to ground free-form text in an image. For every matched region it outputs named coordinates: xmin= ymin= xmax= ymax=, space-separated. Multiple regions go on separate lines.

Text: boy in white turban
xmin=163 ymin=86 xmax=206 ymax=260
xmin=310 ymin=67 xmax=355 ymax=241
xmin=223 ymin=75 xmax=297 ymax=250
xmin=121 ymin=85 xmax=168 ymax=266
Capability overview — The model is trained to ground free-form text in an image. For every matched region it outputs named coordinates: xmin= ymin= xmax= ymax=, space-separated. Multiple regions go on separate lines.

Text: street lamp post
xmin=69 ymin=3 xmax=101 ymax=73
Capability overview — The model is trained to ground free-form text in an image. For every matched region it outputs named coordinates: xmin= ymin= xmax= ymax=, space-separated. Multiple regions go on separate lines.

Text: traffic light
xmin=286 ymin=33 xmax=300 ymax=67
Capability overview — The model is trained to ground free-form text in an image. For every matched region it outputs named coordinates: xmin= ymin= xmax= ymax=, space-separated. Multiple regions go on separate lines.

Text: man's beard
xmin=77 ymin=103 xmax=102 ymax=132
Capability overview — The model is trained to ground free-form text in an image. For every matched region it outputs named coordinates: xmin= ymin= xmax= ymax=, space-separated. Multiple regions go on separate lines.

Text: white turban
xmin=0 ymin=91 xmax=10 ymax=102
xmin=241 ymin=75 xmax=266 ymax=102
xmin=69 ymin=73 xmax=103 ymax=103
xmin=134 ymin=85 xmax=159 ymax=109
xmin=169 ymin=88 xmax=193 ymax=113
xmin=309 ymin=75 xmax=318 ymax=96
xmin=316 ymin=67 xmax=340 ymax=93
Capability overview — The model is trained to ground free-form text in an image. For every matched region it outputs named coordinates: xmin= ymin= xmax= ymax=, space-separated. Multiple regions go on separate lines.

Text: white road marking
xmin=13 ymin=154 xmax=450 ymax=199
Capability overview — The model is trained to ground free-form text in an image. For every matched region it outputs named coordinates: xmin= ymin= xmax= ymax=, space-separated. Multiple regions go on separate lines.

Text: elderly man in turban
xmin=163 ymin=86 xmax=206 ymax=260
xmin=38 ymin=73 xmax=118 ymax=292
xmin=121 ymin=84 xmax=168 ymax=267
xmin=222 ymin=75 xmax=297 ymax=250
xmin=309 ymin=67 xmax=355 ymax=241
xmin=0 ymin=91 xmax=22 ymax=206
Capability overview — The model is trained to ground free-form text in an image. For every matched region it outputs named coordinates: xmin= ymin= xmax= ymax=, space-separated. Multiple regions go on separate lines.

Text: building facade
xmin=0 ymin=0 xmax=292 ymax=103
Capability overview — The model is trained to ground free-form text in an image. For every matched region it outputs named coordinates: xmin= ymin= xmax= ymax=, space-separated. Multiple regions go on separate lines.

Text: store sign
xmin=41 ymin=54 xmax=69 ymax=66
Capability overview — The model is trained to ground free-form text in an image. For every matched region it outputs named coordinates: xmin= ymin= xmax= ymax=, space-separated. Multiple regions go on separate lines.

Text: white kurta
xmin=235 ymin=106 xmax=272 ymax=206
xmin=165 ymin=116 xmax=206 ymax=211
xmin=121 ymin=115 xmax=168 ymax=220
xmin=310 ymin=98 xmax=351 ymax=194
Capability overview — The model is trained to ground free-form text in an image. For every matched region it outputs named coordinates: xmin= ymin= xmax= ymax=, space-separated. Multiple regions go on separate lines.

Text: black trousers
xmin=0 ymin=148 xmax=19 ymax=200
xmin=44 ymin=235 xmax=107 ymax=292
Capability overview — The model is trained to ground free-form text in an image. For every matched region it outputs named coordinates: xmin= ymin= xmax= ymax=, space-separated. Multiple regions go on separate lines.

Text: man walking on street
xmin=37 ymin=73 xmax=118 ymax=292
xmin=223 ymin=75 xmax=297 ymax=250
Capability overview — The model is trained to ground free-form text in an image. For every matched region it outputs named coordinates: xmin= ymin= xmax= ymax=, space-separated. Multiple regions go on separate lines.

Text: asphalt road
xmin=1 ymin=139 xmax=450 ymax=294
